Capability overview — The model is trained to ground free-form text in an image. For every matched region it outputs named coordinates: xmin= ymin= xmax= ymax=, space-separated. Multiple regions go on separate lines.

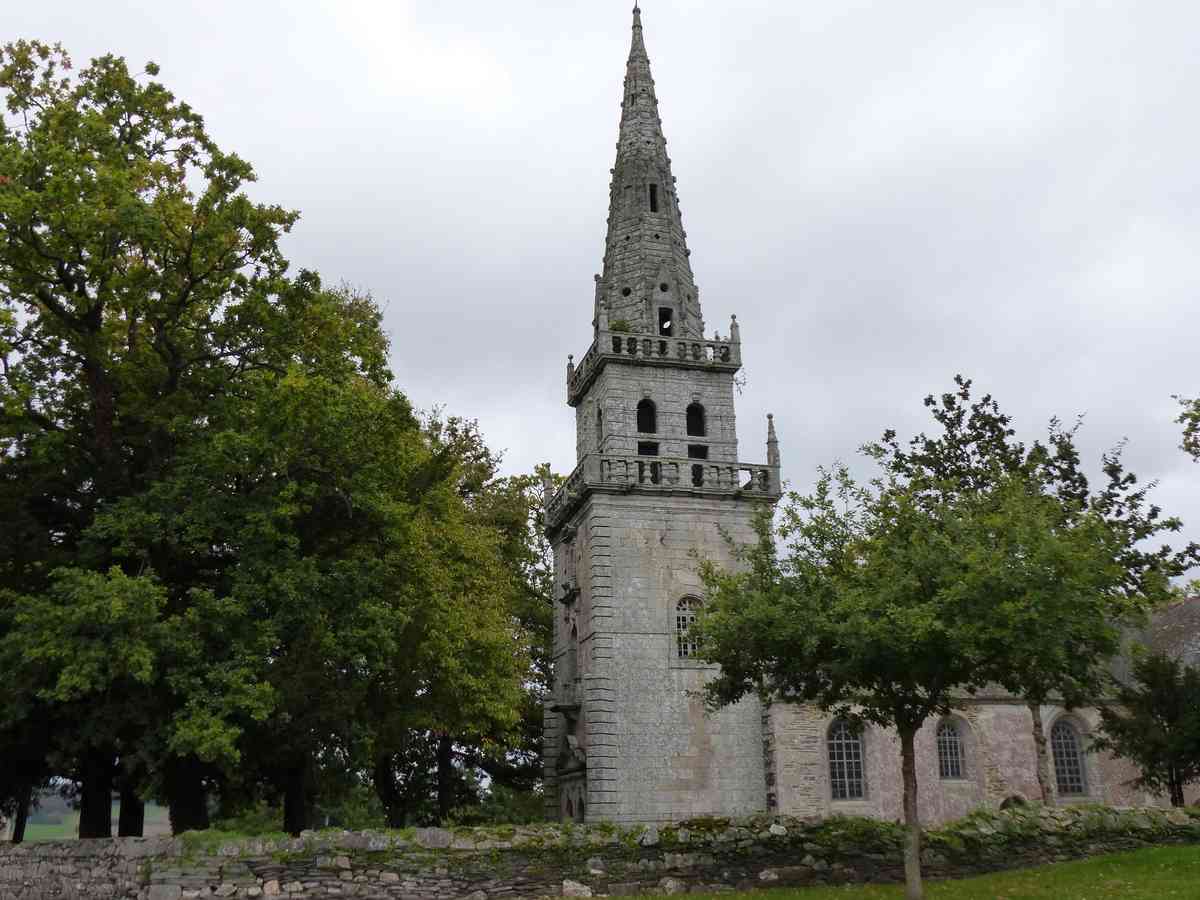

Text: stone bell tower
xmin=542 ymin=6 xmax=782 ymax=824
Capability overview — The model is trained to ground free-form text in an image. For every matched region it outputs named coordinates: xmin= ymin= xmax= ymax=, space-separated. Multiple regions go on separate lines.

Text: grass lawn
xmin=21 ymin=820 xmax=78 ymax=842
xmin=683 ymin=845 xmax=1200 ymax=899
xmin=21 ymin=801 xmax=173 ymax=841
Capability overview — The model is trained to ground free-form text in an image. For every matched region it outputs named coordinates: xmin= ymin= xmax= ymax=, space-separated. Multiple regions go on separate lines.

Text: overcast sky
xmin=12 ymin=1 xmax=1200 ymax=560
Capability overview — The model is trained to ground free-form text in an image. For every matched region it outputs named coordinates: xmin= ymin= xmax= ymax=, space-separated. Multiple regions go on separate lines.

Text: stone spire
xmin=596 ymin=5 xmax=703 ymax=338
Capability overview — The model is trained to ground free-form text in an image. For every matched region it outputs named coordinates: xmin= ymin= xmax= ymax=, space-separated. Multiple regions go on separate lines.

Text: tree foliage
xmin=1178 ymin=396 xmax=1200 ymax=462
xmin=869 ymin=378 xmax=1196 ymax=803
xmin=695 ymin=377 xmax=1195 ymax=900
xmin=0 ymin=41 xmax=535 ymax=838
xmin=1093 ymin=649 xmax=1200 ymax=807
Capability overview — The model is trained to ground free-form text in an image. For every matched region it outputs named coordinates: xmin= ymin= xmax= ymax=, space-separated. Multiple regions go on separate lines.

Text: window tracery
xmin=1051 ymin=719 xmax=1087 ymax=795
xmin=828 ymin=720 xmax=866 ymax=800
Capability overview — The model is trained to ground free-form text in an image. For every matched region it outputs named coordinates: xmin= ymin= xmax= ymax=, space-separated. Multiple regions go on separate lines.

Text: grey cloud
xmin=10 ymin=0 xmax=1199 ymax=558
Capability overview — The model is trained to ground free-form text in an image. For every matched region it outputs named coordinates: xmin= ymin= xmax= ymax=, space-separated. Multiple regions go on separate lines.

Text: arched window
xmin=828 ymin=720 xmax=866 ymax=800
xmin=1051 ymin=719 xmax=1087 ymax=795
xmin=937 ymin=720 xmax=965 ymax=779
xmin=658 ymin=307 xmax=674 ymax=337
xmin=686 ymin=403 xmax=706 ymax=437
xmin=637 ymin=399 xmax=657 ymax=434
xmin=675 ymin=597 xmax=701 ymax=659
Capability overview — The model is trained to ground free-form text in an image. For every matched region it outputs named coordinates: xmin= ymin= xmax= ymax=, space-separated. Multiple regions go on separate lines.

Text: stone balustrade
xmin=568 ymin=329 xmax=741 ymax=407
xmin=546 ymin=452 xmax=779 ymax=531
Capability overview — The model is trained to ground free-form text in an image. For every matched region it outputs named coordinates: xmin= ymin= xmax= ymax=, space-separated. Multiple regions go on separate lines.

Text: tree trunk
xmin=1169 ymin=769 xmax=1185 ymax=808
xmin=118 ymin=782 xmax=145 ymax=837
xmin=436 ymin=735 xmax=454 ymax=824
xmin=282 ymin=759 xmax=313 ymax=837
xmin=78 ymin=749 xmax=114 ymax=839
xmin=373 ymin=753 xmax=407 ymax=829
xmin=166 ymin=758 xmax=210 ymax=835
xmin=1028 ymin=701 xmax=1053 ymax=805
xmin=11 ymin=781 xmax=33 ymax=845
xmin=899 ymin=727 xmax=924 ymax=900
xmin=215 ymin=779 xmax=242 ymax=822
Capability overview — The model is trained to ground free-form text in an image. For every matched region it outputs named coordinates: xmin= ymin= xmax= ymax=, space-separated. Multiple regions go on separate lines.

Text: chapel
xmin=542 ymin=5 xmax=1195 ymax=825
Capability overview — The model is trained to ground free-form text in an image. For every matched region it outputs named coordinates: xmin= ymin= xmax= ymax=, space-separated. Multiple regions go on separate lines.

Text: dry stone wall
xmin=2 ymin=805 xmax=1199 ymax=900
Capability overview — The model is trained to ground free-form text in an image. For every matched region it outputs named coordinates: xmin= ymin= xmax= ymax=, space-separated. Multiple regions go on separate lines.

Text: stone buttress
xmin=542 ymin=6 xmax=782 ymax=824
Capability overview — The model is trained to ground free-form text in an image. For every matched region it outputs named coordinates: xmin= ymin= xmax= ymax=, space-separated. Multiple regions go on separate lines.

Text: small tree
xmin=696 ymin=377 xmax=1195 ymax=900
xmin=698 ymin=467 xmax=1122 ymax=899
xmin=873 ymin=378 xmax=1195 ymax=803
xmin=1093 ymin=650 xmax=1200 ymax=806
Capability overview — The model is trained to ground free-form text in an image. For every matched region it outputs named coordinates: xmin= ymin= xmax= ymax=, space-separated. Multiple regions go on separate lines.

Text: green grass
xmin=22 ymin=801 xmax=173 ymax=841
xmin=683 ymin=845 xmax=1200 ymax=900
xmin=21 ymin=821 xmax=78 ymax=842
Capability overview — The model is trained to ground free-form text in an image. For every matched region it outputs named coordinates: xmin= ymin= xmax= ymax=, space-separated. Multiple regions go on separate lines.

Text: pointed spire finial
xmin=767 ymin=414 xmax=781 ymax=468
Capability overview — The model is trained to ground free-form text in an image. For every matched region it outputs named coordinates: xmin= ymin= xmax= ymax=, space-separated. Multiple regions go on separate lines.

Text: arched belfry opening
xmin=637 ymin=398 xmax=657 ymax=433
xmin=686 ymin=403 xmax=706 ymax=437
xmin=658 ymin=307 xmax=674 ymax=336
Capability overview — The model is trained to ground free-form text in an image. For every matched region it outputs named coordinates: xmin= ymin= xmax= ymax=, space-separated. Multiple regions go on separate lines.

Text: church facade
xmin=542 ymin=7 xmax=1194 ymax=825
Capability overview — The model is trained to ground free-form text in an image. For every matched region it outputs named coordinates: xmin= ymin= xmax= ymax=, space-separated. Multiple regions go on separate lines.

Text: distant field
xmin=681 ymin=845 xmax=1200 ymax=900
xmin=21 ymin=821 xmax=77 ymax=842
xmin=22 ymin=802 xmax=172 ymax=841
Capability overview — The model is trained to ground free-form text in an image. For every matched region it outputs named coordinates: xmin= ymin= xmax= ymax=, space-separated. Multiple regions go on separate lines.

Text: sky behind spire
xmin=8 ymin=0 xmax=1200 ymax=564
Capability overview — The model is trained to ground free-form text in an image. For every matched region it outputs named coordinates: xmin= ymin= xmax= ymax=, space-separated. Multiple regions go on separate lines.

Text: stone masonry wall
xmin=577 ymin=492 xmax=766 ymax=823
xmin=2 ymin=805 xmax=1198 ymax=900
xmin=765 ymin=699 xmax=1200 ymax=826
xmin=576 ymin=362 xmax=740 ymax=462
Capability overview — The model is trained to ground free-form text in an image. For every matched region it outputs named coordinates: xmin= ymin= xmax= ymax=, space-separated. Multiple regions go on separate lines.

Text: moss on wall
xmin=1 ymin=805 xmax=1197 ymax=899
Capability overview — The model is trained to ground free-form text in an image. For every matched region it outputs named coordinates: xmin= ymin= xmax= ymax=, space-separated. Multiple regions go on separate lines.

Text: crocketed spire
xmin=594 ymin=5 xmax=703 ymax=338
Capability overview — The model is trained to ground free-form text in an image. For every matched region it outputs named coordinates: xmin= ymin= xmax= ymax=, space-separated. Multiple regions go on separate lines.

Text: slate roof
xmin=1143 ymin=595 xmax=1200 ymax=667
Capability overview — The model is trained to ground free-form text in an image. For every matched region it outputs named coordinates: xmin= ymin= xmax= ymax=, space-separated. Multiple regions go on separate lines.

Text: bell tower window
xmin=637 ymin=399 xmax=657 ymax=433
xmin=649 ymin=184 xmax=659 ymax=212
xmin=686 ymin=403 xmax=706 ymax=437
xmin=658 ymin=308 xmax=674 ymax=337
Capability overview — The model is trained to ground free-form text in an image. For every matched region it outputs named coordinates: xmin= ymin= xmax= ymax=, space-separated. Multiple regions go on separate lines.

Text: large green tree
xmin=0 ymin=38 xmax=318 ymax=836
xmin=366 ymin=428 xmax=553 ymax=827
xmin=1093 ymin=649 xmax=1200 ymax=807
xmin=0 ymin=41 xmax=529 ymax=837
